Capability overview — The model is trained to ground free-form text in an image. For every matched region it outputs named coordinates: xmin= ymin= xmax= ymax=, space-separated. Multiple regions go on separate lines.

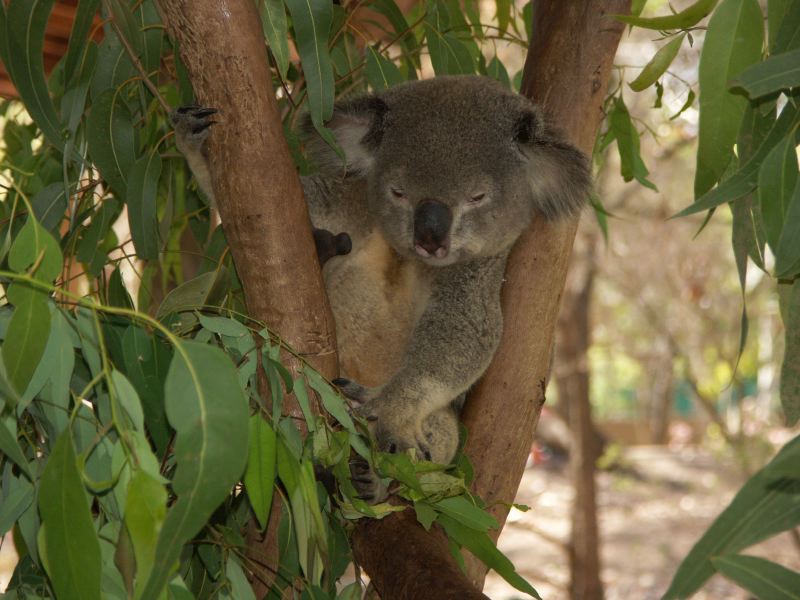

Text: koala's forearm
xmin=384 ymin=259 xmax=505 ymax=414
xmin=301 ymin=175 xmax=371 ymax=239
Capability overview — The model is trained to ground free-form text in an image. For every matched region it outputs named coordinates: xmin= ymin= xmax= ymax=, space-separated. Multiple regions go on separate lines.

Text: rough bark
xmin=555 ymin=225 xmax=603 ymax=600
xmin=461 ymin=0 xmax=628 ymax=587
xmin=155 ymin=0 xmax=337 ymax=594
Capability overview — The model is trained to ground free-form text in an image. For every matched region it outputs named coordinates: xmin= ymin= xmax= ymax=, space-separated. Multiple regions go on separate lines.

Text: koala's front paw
xmin=313 ymin=229 xmax=352 ymax=266
xmin=170 ymin=105 xmax=218 ymax=152
xmin=349 ymin=457 xmax=388 ymax=504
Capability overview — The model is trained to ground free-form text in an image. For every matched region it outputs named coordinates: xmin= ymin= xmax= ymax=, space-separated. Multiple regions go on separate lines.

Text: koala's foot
xmin=313 ymin=229 xmax=352 ymax=266
xmin=334 ymin=378 xmax=433 ymax=461
xmin=170 ymin=105 xmax=217 ymax=153
xmin=349 ymin=457 xmax=389 ymax=504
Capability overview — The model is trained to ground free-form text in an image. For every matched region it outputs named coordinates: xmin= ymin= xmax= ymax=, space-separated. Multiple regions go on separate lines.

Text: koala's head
xmin=305 ymin=75 xmax=590 ymax=266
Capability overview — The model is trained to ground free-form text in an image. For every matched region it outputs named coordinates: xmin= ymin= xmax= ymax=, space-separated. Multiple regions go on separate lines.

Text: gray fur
xmin=172 ymin=75 xmax=590 ymax=502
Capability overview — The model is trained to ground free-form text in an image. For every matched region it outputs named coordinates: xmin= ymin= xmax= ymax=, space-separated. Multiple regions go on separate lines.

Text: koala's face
xmin=308 ymin=76 xmax=590 ymax=266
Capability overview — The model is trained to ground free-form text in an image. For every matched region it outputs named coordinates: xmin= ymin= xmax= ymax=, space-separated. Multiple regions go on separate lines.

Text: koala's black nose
xmin=414 ymin=199 xmax=452 ymax=258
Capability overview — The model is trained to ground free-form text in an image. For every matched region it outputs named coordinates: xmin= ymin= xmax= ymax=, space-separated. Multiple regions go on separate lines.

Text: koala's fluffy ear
xmin=302 ymin=96 xmax=388 ymax=177
xmin=514 ymin=110 xmax=592 ymax=220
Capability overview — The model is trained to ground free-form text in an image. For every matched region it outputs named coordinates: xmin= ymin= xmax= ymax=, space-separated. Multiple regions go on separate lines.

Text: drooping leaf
xmin=732 ymin=48 xmax=800 ymax=99
xmin=0 ymin=419 xmax=32 ymax=479
xmin=608 ymin=97 xmax=657 ymax=190
xmin=285 ymin=0 xmax=335 ymax=134
xmin=226 ymin=555 xmax=257 ymax=600
xmin=111 ymin=369 xmax=145 ymax=431
xmin=487 ymin=56 xmax=511 ymax=89
xmin=712 ymin=554 xmax=800 ymax=599
xmin=244 ymin=415 xmax=277 ymax=530
xmin=39 ymin=431 xmax=103 ymax=600
xmin=127 ymin=148 xmax=163 ymax=260
xmin=438 ymin=514 xmax=541 ymax=599
xmin=2 ymin=293 xmax=51 ymax=398
xmin=757 ymin=131 xmax=798 ymax=252
xmin=365 ymin=46 xmax=404 ymax=91
xmin=3 ymin=0 xmax=64 ymax=150
xmin=772 ymin=0 xmax=800 ymax=53
xmin=434 ymin=495 xmax=498 ymax=532
xmin=126 ymin=470 xmax=167 ymax=598
xmin=495 ymin=0 xmax=511 ymax=35
xmin=121 ymin=325 xmax=172 ymax=455
xmin=0 ymin=475 xmax=33 ymax=535
xmin=629 ymin=33 xmax=685 ymax=92
xmin=63 ymin=0 xmax=100 ymax=83
xmin=663 ymin=435 xmax=800 ymax=598
xmin=8 ymin=216 xmax=63 ymax=283
xmin=776 ymin=181 xmax=800 ymax=278
xmin=62 ymin=41 xmax=98 ymax=134
xmin=258 ymin=0 xmax=290 ymax=80
xmin=780 ymin=280 xmax=800 ymax=425
xmin=156 ymin=268 xmax=230 ymax=325
xmin=694 ymin=0 xmax=764 ymax=199
xmin=30 ymin=183 xmax=67 ymax=234
xmin=140 ymin=340 xmax=249 ymax=598
xmin=86 ymin=88 xmax=137 ymax=197
xmin=614 ymin=0 xmax=719 ymax=29
xmin=674 ymin=101 xmax=800 ymax=217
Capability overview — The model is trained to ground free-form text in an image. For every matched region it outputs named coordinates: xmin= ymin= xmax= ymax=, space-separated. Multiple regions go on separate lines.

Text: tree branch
xmin=461 ymin=0 xmax=628 ymax=586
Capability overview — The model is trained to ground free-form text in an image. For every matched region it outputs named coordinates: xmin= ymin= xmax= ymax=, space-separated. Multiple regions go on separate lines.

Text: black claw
xmin=351 ymin=476 xmax=374 ymax=484
xmin=366 ymin=414 xmax=378 ymax=422
xmin=388 ymin=443 xmax=397 ymax=453
xmin=190 ymin=120 xmax=216 ymax=134
xmin=176 ymin=104 xmax=201 ymax=114
xmin=423 ymin=450 xmax=432 ymax=461
xmin=193 ymin=107 xmax=218 ymax=118
xmin=332 ymin=377 xmax=350 ymax=387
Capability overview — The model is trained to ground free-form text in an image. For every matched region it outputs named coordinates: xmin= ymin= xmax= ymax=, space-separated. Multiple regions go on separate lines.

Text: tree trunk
xmin=555 ymin=225 xmax=603 ymax=600
xmin=462 ymin=0 xmax=628 ymax=587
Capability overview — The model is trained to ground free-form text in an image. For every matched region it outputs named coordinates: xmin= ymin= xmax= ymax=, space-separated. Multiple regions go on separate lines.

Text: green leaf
xmin=776 ymin=181 xmax=800 ymax=277
xmin=285 ymin=0 xmax=334 ymax=133
xmin=770 ymin=0 xmax=800 ymax=53
xmin=127 ymin=148 xmax=163 ymax=260
xmin=244 ymin=415 xmax=277 ymax=530
xmin=63 ymin=0 xmax=100 ymax=83
xmin=62 ymin=41 xmax=98 ymax=134
xmin=414 ymin=501 xmax=437 ymax=531
xmin=3 ymin=0 xmax=64 ymax=150
xmin=140 ymin=340 xmax=249 ymax=599
xmin=712 ymin=554 xmax=800 ymax=600
xmin=126 ymin=470 xmax=167 ymax=598
xmin=663 ymin=435 xmax=800 ymax=598
xmin=258 ymin=0 xmax=290 ymax=80
xmin=226 ymin=556 xmax=257 ymax=600
xmin=304 ymin=367 xmax=355 ymax=431
xmin=197 ymin=314 xmax=249 ymax=338
xmin=39 ymin=431 xmax=102 ymax=600
xmin=0 ymin=475 xmax=33 ymax=535
xmin=434 ymin=496 xmax=498 ymax=532
xmin=629 ymin=33 xmax=685 ymax=92
xmin=112 ymin=369 xmax=145 ymax=431
xmin=608 ymin=97 xmax=657 ymax=190
xmin=122 ymin=325 xmax=172 ymax=456
xmin=424 ymin=5 xmax=475 ymax=77
xmin=694 ymin=0 xmax=764 ymax=198
xmin=30 ymin=183 xmax=67 ymax=234
xmin=674 ymin=101 xmax=800 ymax=217
xmin=495 ymin=0 xmax=511 ymax=35
xmin=613 ymin=0 xmax=719 ymax=30
xmin=3 ymin=293 xmax=51 ymax=398
xmin=438 ymin=514 xmax=541 ymax=599
xmin=780 ymin=280 xmax=800 ymax=425
xmin=293 ymin=377 xmax=317 ymax=432
xmin=758 ymin=131 xmax=798 ymax=252
xmin=8 ymin=216 xmax=63 ymax=283
xmin=108 ymin=266 xmax=134 ymax=309
xmin=86 ymin=88 xmax=137 ymax=197
xmin=0 ymin=419 xmax=32 ymax=479
xmin=365 ymin=46 xmax=404 ymax=91
xmin=156 ymin=269 xmax=230 ymax=326
xmin=732 ymin=48 xmax=800 ymax=99
xmin=487 ymin=56 xmax=511 ymax=89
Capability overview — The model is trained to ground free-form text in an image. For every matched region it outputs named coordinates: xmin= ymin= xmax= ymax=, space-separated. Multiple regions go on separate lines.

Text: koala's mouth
xmin=414 ymin=241 xmax=450 ymax=260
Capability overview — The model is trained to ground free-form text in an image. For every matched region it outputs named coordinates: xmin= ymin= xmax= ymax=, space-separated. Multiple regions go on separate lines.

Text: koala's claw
xmin=349 ymin=457 xmax=388 ymax=503
xmin=170 ymin=105 xmax=218 ymax=149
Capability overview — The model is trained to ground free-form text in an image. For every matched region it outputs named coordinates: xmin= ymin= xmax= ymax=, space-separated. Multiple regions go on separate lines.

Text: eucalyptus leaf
xmin=126 ymin=470 xmax=167 ymax=598
xmin=629 ymin=34 xmax=685 ymax=92
xmin=140 ymin=340 xmax=249 ymax=598
xmin=127 ymin=148 xmax=163 ymax=260
xmin=613 ymin=0 xmax=719 ymax=30
xmin=732 ymin=48 xmax=800 ymax=99
xmin=86 ymin=88 xmax=136 ymax=197
xmin=39 ymin=431 xmax=102 ymax=600
xmin=258 ymin=0 xmax=290 ymax=80
xmin=712 ymin=554 xmax=800 ymax=600
xmin=758 ymin=131 xmax=798 ymax=252
xmin=244 ymin=415 xmax=277 ymax=530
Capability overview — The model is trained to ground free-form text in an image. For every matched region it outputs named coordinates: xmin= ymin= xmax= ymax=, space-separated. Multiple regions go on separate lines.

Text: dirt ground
xmin=483 ymin=444 xmax=800 ymax=600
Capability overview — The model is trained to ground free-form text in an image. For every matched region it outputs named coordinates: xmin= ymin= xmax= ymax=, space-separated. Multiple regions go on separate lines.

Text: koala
xmin=171 ymin=75 xmax=590 ymax=501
